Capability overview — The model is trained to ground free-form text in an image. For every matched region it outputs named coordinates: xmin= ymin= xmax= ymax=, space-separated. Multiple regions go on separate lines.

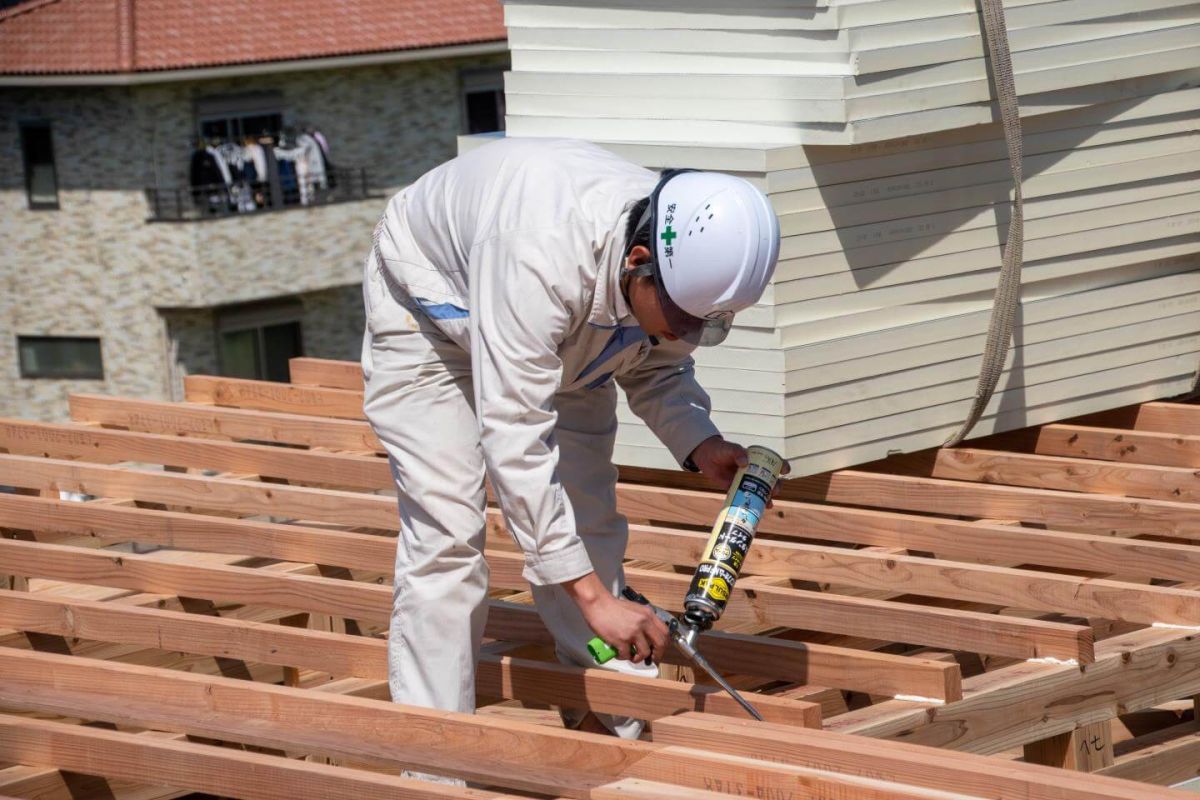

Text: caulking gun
xmin=587 ymin=445 xmax=786 ymax=722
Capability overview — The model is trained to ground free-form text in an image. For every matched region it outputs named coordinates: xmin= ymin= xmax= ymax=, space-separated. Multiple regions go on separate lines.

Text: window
xmin=216 ymin=301 xmax=303 ymax=382
xmin=18 ymin=336 xmax=103 ymax=379
xmin=195 ymin=92 xmax=285 ymax=142
xmin=461 ymin=69 xmax=506 ymax=134
xmin=19 ymin=122 xmax=59 ymax=210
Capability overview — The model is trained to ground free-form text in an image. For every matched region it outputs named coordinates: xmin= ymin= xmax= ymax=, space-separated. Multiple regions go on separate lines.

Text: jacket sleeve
xmin=468 ymin=228 xmax=594 ymax=586
xmin=617 ymin=339 xmax=721 ymax=467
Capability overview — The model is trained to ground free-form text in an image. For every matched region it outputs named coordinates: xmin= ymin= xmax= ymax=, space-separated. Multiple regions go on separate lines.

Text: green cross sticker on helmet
xmin=645 ymin=169 xmax=782 ymax=347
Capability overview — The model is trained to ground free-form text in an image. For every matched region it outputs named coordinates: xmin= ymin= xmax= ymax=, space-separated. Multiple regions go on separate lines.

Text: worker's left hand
xmin=688 ymin=436 xmax=791 ymax=501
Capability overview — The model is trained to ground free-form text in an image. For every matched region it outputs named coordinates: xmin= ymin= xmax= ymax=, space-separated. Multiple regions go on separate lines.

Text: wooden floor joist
xmin=1030 ymin=423 xmax=1200 ymax=469
xmin=0 ymin=590 xmax=820 ymax=728
xmin=0 ymin=649 xmax=985 ymax=800
xmin=651 ymin=714 xmax=1171 ymax=800
xmin=4 ymin=362 xmax=1200 ymax=796
xmin=0 ymin=716 xmax=524 ymax=800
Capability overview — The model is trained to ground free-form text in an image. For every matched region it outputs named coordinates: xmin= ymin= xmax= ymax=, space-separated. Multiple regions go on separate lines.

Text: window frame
xmin=17 ymin=335 xmax=104 ymax=380
xmin=194 ymin=91 xmax=286 ymax=143
xmin=215 ymin=301 xmax=305 ymax=382
xmin=19 ymin=120 xmax=60 ymax=211
xmin=459 ymin=67 xmax=507 ymax=135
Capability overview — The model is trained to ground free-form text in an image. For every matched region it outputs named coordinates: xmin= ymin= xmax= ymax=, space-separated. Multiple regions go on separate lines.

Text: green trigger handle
xmin=587 ymin=637 xmax=619 ymax=664
xmin=588 ymin=586 xmax=650 ymax=664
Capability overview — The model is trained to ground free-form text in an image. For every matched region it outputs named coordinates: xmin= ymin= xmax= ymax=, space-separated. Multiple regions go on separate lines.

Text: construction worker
xmin=361 ymin=137 xmax=781 ymax=757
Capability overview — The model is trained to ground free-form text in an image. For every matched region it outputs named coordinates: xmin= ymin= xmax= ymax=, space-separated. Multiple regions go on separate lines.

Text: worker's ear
xmin=625 ymin=245 xmax=652 ymax=271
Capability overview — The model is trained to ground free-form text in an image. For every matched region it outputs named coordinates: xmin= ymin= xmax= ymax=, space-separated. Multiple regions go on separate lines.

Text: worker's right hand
xmin=563 ymin=572 xmax=669 ymax=664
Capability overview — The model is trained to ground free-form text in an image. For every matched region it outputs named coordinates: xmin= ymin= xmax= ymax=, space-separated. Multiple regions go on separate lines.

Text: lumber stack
xmin=6 ymin=364 xmax=1200 ymax=795
xmin=490 ymin=0 xmax=1200 ymax=474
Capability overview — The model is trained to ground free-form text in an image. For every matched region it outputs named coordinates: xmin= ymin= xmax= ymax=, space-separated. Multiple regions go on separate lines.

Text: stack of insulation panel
xmin=492 ymin=0 xmax=1200 ymax=473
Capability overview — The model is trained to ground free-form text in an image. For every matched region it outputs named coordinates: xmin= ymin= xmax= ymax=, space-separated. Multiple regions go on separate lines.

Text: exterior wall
xmin=0 ymin=51 xmax=507 ymax=419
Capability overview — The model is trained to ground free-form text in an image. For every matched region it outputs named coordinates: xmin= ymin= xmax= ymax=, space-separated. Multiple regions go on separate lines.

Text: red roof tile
xmin=0 ymin=0 xmax=506 ymax=76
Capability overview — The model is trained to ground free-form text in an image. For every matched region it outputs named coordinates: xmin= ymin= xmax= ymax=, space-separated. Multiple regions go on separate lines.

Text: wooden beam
xmin=9 ymin=453 xmax=1200 ymax=592
xmin=0 ymin=419 xmax=390 ymax=488
xmin=788 ymin=470 xmax=1200 ymax=539
xmin=0 ymin=590 xmax=818 ymax=728
xmin=0 ymin=649 xmax=974 ymax=800
xmin=19 ymin=412 xmax=1199 ymax=545
xmin=486 ymin=603 xmax=960 ymax=703
xmin=493 ymin=556 xmax=1094 ymax=664
xmin=652 ymin=714 xmax=1184 ymax=800
xmin=0 ymin=453 xmax=397 ymax=530
xmin=1097 ymin=721 xmax=1200 ymax=785
xmin=0 ymin=716 xmax=519 ymax=800
xmin=0 ymin=557 xmax=395 ymax=800
xmin=0 ymin=498 xmax=1091 ymax=662
xmin=0 ymin=522 xmax=1089 ymax=662
xmin=288 ymin=357 xmax=362 ymax=390
xmin=0 ymin=493 xmax=395 ymax=571
xmin=4 ymin=491 xmax=1180 ymax=634
xmin=919 ymin=448 xmax=1200 ymax=504
xmin=609 ymin=521 xmax=1200 ymax=627
xmin=0 ymin=762 xmax=184 ymax=800
xmin=0 ymin=536 xmax=958 ymax=702
xmin=475 ymin=655 xmax=818 ymax=728
xmin=1033 ymin=424 xmax=1200 ymax=469
xmin=0 ymin=538 xmax=390 ymax=622
xmin=1084 ymin=400 xmax=1200 ymax=438
xmin=1025 ymin=721 xmax=1115 ymax=772
xmin=589 ymin=779 xmax=737 ymax=800
xmin=614 ymin=474 xmax=1200 ymax=553
xmin=186 ymin=375 xmax=365 ymax=420
xmin=828 ymin=626 xmax=1200 ymax=755
xmin=15 ymin=539 xmax=952 ymax=701
xmin=69 ymin=394 xmax=382 ymax=453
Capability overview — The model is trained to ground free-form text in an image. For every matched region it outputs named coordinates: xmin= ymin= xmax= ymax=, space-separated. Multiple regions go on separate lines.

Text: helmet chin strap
xmin=620 ymin=256 xmax=655 ymax=307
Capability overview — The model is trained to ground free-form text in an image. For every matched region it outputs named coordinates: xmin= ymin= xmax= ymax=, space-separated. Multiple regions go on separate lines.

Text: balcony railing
xmin=146 ymin=167 xmax=374 ymax=222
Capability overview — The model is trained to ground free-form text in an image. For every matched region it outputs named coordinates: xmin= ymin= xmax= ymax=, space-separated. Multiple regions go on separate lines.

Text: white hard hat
xmin=643 ymin=170 xmax=781 ymax=346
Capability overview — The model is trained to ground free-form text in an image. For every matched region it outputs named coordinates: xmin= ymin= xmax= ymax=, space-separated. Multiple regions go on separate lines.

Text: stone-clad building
xmin=0 ymin=0 xmax=507 ymax=420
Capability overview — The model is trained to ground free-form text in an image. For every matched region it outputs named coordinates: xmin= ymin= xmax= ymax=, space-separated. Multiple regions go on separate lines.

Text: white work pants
xmin=361 ymin=253 xmax=655 ymax=746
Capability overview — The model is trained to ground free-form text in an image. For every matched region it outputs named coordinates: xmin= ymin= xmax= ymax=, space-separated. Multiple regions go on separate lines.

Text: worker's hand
xmin=689 ymin=435 xmax=748 ymax=489
xmin=688 ymin=435 xmax=791 ymax=504
xmin=562 ymin=572 xmax=669 ymax=664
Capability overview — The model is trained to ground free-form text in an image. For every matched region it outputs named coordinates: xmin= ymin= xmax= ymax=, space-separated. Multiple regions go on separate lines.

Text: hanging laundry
xmin=310 ymin=129 xmax=335 ymax=188
xmin=312 ymin=129 xmax=330 ymax=161
xmin=244 ymin=141 xmax=268 ymax=186
xmin=296 ymin=132 xmax=327 ymax=195
xmin=275 ymin=147 xmax=302 ymax=205
xmin=189 ymin=147 xmax=230 ymax=214
xmin=205 ymin=145 xmax=233 ymax=186
xmin=217 ymin=142 xmax=256 ymax=212
xmin=260 ymin=142 xmax=282 ymax=209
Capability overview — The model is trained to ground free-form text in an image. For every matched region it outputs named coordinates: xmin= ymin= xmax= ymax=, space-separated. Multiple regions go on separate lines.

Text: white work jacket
xmin=373 ymin=138 xmax=720 ymax=584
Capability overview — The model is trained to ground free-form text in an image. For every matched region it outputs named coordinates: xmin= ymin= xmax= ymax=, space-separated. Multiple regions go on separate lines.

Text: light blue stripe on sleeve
xmin=413 ymin=297 xmax=469 ymax=320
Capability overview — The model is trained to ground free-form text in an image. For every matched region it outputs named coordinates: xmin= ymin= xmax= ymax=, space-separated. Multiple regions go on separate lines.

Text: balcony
xmin=145 ymin=167 xmax=375 ymax=223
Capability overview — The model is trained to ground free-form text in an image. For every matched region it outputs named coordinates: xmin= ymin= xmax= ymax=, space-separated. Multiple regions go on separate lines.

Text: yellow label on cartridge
xmin=706 ymin=577 xmax=730 ymax=602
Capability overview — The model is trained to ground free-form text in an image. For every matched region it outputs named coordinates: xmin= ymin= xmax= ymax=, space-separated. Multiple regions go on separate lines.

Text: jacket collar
xmin=587 ymin=208 xmax=636 ymax=329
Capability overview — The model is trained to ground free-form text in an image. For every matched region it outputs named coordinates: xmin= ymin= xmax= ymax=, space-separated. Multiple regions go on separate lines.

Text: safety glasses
xmin=652 ymin=278 xmax=733 ymax=346
xmin=647 ymin=170 xmax=734 ymax=347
